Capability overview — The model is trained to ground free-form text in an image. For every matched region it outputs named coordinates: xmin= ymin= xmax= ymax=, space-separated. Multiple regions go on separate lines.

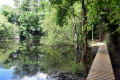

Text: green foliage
xmin=71 ymin=61 xmax=84 ymax=75
xmin=32 ymin=35 xmax=41 ymax=40
xmin=49 ymin=0 xmax=63 ymax=5
xmin=104 ymin=33 xmax=110 ymax=44
xmin=50 ymin=0 xmax=79 ymax=26
xmin=13 ymin=0 xmax=48 ymax=39
xmin=39 ymin=0 xmax=49 ymax=13
xmin=18 ymin=11 xmax=40 ymax=36
xmin=1 ymin=5 xmax=15 ymax=23
xmin=29 ymin=0 xmax=39 ymax=12
xmin=20 ymin=0 xmax=31 ymax=11
xmin=13 ymin=0 xmax=20 ymax=7
xmin=19 ymin=0 xmax=40 ymax=12
xmin=38 ymin=1 xmax=49 ymax=21
xmin=0 ymin=15 xmax=18 ymax=38
xmin=87 ymin=0 xmax=120 ymax=32
xmin=39 ymin=45 xmax=75 ymax=73
xmin=41 ymin=1 xmax=84 ymax=45
xmin=0 ymin=40 xmax=19 ymax=63
xmin=41 ymin=9 xmax=75 ymax=45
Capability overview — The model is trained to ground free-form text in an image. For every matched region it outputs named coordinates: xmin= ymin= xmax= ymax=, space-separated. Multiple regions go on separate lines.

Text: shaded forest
xmin=0 ymin=0 xmax=120 ymax=79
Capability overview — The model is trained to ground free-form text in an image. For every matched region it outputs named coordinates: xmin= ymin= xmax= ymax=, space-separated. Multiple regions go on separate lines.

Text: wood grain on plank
xmin=87 ymin=43 xmax=115 ymax=80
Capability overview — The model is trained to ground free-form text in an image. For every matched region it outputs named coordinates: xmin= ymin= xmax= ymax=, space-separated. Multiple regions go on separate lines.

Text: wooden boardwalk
xmin=87 ymin=43 xmax=115 ymax=80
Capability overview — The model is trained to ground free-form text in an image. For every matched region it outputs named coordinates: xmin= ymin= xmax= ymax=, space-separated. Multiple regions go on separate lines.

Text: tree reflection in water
xmin=0 ymin=40 xmax=92 ymax=80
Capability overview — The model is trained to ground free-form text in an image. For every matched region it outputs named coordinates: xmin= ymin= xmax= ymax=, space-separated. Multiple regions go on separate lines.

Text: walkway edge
xmin=87 ymin=43 xmax=115 ymax=80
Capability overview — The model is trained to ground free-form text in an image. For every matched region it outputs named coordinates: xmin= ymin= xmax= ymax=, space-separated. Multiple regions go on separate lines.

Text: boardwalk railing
xmin=87 ymin=43 xmax=115 ymax=80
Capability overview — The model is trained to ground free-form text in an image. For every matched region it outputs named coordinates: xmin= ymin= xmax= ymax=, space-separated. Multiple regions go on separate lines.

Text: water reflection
xmin=0 ymin=68 xmax=14 ymax=80
xmin=20 ymin=72 xmax=55 ymax=80
xmin=0 ymin=40 xmax=92 ymax=80
xmin=0 ymin=68 xmax=54 ymax=80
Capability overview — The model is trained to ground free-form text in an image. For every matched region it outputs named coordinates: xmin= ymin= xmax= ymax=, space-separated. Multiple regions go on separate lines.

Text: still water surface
xmin=0 ymin=39 xmax=79 ymax=80
xmin=0 ymin=39 xmax=94 ymax=80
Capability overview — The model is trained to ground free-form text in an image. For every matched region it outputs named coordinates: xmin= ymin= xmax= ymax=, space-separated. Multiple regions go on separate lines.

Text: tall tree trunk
xmin=99 ymin=26 xmax=102 ymax=41
xmin=72 ymin=17 xmax=79 ymax=62
xmin=92 ymin=29 xmax=94 ymax=42
xmin=81 ymin=0 xmax=88 ymax=71
xmin=71 ymin=6 xmax=79 ymax=62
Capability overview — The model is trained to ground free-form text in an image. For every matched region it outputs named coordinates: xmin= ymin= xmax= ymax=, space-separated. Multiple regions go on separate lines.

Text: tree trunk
xmin=99 ymin=26 xmax=102 ymax=41
xmin=71 ymin=6 xmax=79 ymax=62
xmin=72 ymin=17 xmax=79 ymax=62
xmin=81 ymin=0 xmax=88 ymax=72
xmin=92 ymin=29 xmax=94 ymax=42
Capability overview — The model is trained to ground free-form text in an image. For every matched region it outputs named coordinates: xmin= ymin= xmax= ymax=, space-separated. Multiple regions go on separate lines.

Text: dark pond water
xmin=0 ymin=39 xmax=93 ymax=80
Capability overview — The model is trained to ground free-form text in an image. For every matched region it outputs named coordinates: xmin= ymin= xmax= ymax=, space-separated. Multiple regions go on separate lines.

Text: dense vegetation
xmin=0 ymin=0 xmax=120 ymax=78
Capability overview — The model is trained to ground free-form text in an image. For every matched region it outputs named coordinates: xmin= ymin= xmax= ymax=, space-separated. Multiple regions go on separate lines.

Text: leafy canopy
xmin=1 ymin=5 xmax=15 ymax=23
xmin=18 ymin=11 xmax=40 ymax=36
xmin=0 ymin=15 xmax=18 ymax=38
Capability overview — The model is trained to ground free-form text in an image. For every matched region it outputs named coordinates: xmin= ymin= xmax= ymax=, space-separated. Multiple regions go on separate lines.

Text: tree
xmin=18 ymin=0 xmax=40 ymax=12
xmin=49 ymin=0 xmax=83 ymax=62
xmin=1 ymin=5 xmax=15 ymax=23
xmin=29 ymin=0 xmax=40 ymax=12
xmin=20 ymin=0 xmax=31 ymax=11
xmin=87 ymin=0 xmax=120 ymax=51
xmin=12 ymin=0 xmax=46 ymax=40
xmin=18 ymin=11 xmax=41 ymax=40
xmin=0 ymin=15 xmax=18 ymax=38
xmin=81 ymin=0 xmax=87 ymax=70
xmin=41 ymin=8 xmax=75 ymax=45
xmin=49 ymin=0 xmax=89 ymax=67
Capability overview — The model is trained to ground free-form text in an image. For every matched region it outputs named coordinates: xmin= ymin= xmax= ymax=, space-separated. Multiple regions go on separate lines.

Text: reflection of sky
xmin=0 ymin=67 xmax=55 ymax=80
xmin=20 ymin=72 xmax=55 ymax=80
xmin=0 ymin=68 xmax=14 ymax=80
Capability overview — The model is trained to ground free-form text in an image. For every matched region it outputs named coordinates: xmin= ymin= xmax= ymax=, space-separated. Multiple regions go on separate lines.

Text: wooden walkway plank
xmin=87 ymin=43 xmax=115 ymax=80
